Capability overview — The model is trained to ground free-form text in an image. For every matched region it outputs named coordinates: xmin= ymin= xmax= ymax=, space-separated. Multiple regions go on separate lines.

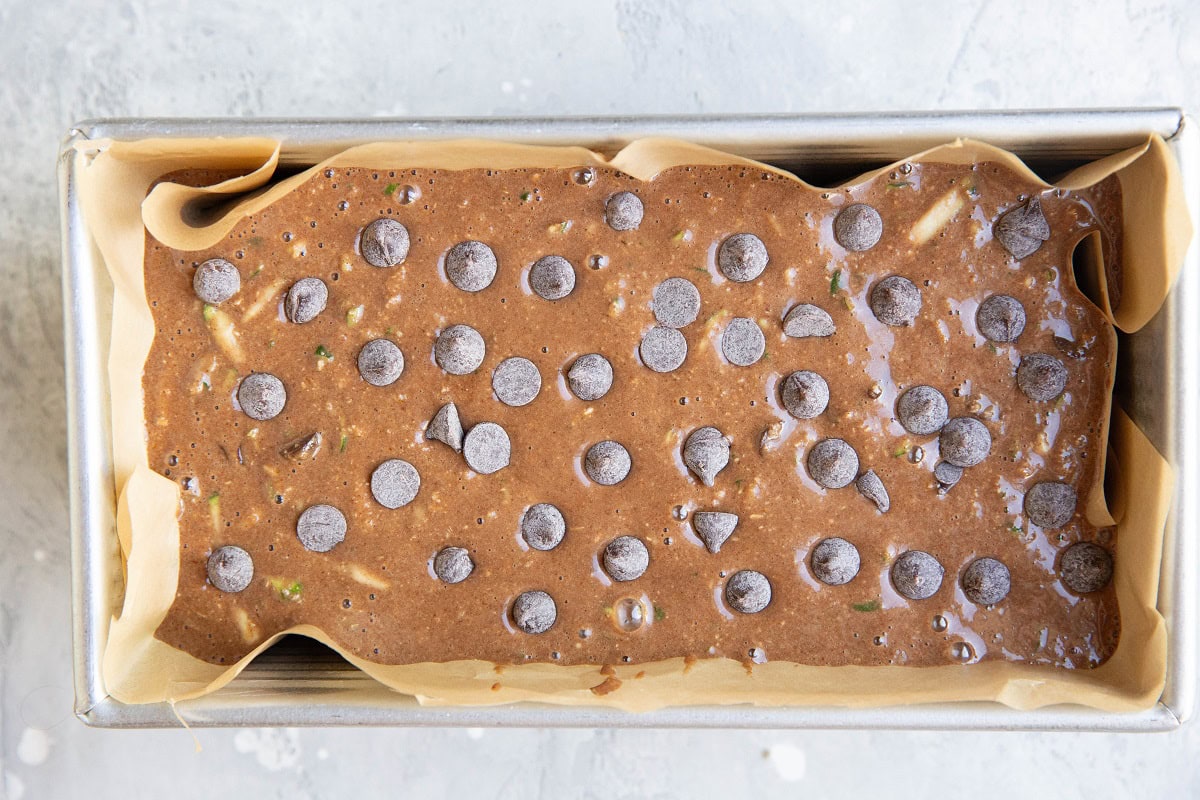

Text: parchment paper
xmin=75 ymin=134 xmax=1189 ymax=711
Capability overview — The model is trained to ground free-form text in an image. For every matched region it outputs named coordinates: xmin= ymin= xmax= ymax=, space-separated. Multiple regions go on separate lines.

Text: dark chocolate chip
xmin=284 ymin=277 xmax=328 ymax=324
xmin=639 ymin=326 xmax=687 ymax=373
xmin=891 ymin=550 xmax=944 ymax=600
xmin=357 ymin=338 xmax=405 ymax=387
xmin=781 ymin=370 xmax=830 ymax=419
xmin=492 ymin=356 xmax=542 ymax=407
xmin=961 ymin=557 xmax=1011 ymax=605
xmin=870 ymin=275 xmax=922 ymax=326
xmin=360 ymin=218 xmax=410 ymax=267
xmin=855 ymin=469 xmax=890 ymax=512
xmin=976 ymin=294 xmax=1026 ymax=342
xmin=1024 ymin=481 xmax=1077 ymax=529
xmin=584 ymin=440 xmax=631 ymax=485
xmin=435 ymin=324 xmax=486 ymax=375
xmin=1017 ymin=353 xmax=1068 ymax=402
xmin=1059 ymin=542 xmax=1113 ymax=595
xmin=806 ymin=438 xmax=859 ymax=489
xmin=934 ymin=461 xmax=963 ymax=493
xmin=237 ymin=373 xmax=286 ymax=421
xmin=370 ymin=459 xmax=421 ymax=509
xmin=692 ymin=511 xmax=739 ymax=554
xmin=521 ymin=503 xmax=566 ymax=551
xmin=193 ymin=258 xmax=240 ymax=305
xmin=444 ymin=240 xmax=498 ymax=292
xmin=605 ymin=191 xmax=644 ymax=231
xmin=833 ymin=203 xmax=883 ymax=251
xmin=995 ymin=196 xmax=1050 ymax=260
xmin=529 ymin=255 xmax=576 ymax=301
xmin=783 ymin=304 xmax=836 ymax=338
xmin=725 ymin=569 xmax=772 ymax=614
xmin=206 ymin=545 xmax=253 ymax=593
xmin=717 ymin=233 xmax=769 ymax=282
xmin=683 ymin=426 xmax=730 ymax=487
xmin=511 ymin=590 xmax=557 ymax=634
xmin=652 ymin=277 xmax=701 ymax=328
xmin=427 ymin=403 xmax=464 ymax=452
xmin=567 ymin=353 xmax=613 ymax=401
xmin=810 ymin=537 xmax=861 ymax=586
xmin=896 ymin=385 xmax=949 ymax=436
xmin=721 ymin=317 xmax=766 ymax=366
xmin=463 ymin=422 xmax=511 ymax=475
xmin=433 ymin=546 xmax=474 ymax=584
xmin=602 ymin=535 xmax=650 ymax=581
xmin=939 ymin=417 xmax=992 ymax=467
xmin=296 ymin=504 xmax=347 ymax=553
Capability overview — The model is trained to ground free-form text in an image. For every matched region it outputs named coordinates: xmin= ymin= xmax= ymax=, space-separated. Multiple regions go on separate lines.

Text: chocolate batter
xmin=144 ymin=157 xmax=1120 ymax=672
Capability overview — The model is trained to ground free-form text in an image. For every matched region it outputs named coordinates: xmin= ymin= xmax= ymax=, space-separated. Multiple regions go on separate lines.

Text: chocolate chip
xmin=1018 ymin=353 xmax=1068 ymax=402
xmin=725 ymin=570 xmax=772 ymax=614
xmin=357 ymin=338 xmax=405 ymax=387
xmin=463 ymin=422 xmax=511 ymax=475
xmin=511 ymin=590 xmax=557 ymax=634
xmin=529 ymin=255 xmax=576 ymax=301
xmin=896 ymin=385 xmax=948 ymax=436
xmin=284 ymin=277 xmax=328 ymax=323
xmin=360 ymin=218 xmax=410 ymax=267
xmin=1024 ymin=481 xmax=1077 ymax=529
xmin=810 ymin=537 xmax=861 ymax=586
xmin=433 ymin=546 xmax=474 ymax=584
xmin=855 ymin=469 xmax=890 ymax=512
xmin=492 ymin=357 xmax=542 ymax=407
xmin=939 ymin=417 xmax=991 ymax=467
xmin=206 ymin=545 xmax=253 ymax=593
xmin=370 ymin=458 xmax=421 ymax=509
xmin=721 ymin=318 xmax=766 ymax=366
xmin=833 ymin=203 xmax=883 ymax=251
xmin=567 ymin=353 xmax=613 ymax=401
xmin=783 ymin=304 xmax=835 ymax=338
xmin=807 ymin=438 xmax=859 ymax=489
xmin=237 ymin=373 xmax=286 ymax=421
xmin=1059 ymin=542 xmax=1113 ymax=594
xmin=781 ymin=370 xmax=830 ymax=419
xmin=976 ymin=294 xmax=1026 ymax=342
xmin=934 ymin=461 xmax=963 ymax=493
xmin=692 ymin=511 xmax=739 ymax=554
xmin=961 ymin=557 xmax=1011 ymax=605
xmin=717 ymin=233 xmax=768 ymax=282
xmin=1054 ymin=335 xmax=1090 ymax=360
xmin=995 ymin=197 xmax=1050 ymax=260
xmin=870 ymin=275 xmax=922 ymax=326
xmin=521 ymin=503 xmax=566 ymax=551
xmin=605 ymin=191 xmax=644 ymax=231
xmin=296 ymin=504 xmax=347 ymax=552
xmin=444 ymin=240 xmax=498 ymax=292
xmin=427 ymin=402 xmax=464 ymax=452
xmin=652 ymin=277 xmax=701 ymax=328
xmin=639 ymin=326 xmax=687 ymax=373
xmin=603 ymin=535 xmax=649 ymax=581
xmin=891 ymin=550 xmax=944 ymax=600
xmin=683 ymin=426 xmax=730 ymax=487
xmin=585 ymin=440 xmax=631 ymax=485
xmin=193 ymin=258 xmax=240 ymax=304
xmin=435 ymin=324 xmax=486 ymax=375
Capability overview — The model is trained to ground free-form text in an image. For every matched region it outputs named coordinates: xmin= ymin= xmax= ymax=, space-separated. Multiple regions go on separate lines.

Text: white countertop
xmin=3 ymin=0 xmax=1199 ymax=796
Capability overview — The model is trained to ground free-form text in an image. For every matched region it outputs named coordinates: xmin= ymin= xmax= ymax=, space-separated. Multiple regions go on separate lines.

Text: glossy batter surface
xmin=145 ymin=159 xmax=1119 ymax=671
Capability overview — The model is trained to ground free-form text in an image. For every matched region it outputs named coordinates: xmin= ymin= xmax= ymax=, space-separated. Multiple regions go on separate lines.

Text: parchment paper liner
xmin=76 ymin=134 xmax=1189 ymax=711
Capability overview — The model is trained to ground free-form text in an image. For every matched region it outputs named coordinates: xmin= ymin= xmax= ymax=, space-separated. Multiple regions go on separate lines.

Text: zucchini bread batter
xmin=143 ymin=155 xmax=1120 ymax=673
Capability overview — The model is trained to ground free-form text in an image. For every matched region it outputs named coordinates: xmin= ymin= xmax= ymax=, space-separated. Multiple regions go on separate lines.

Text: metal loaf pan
xmin=59 ymin=110 xmax=1199 ymax=729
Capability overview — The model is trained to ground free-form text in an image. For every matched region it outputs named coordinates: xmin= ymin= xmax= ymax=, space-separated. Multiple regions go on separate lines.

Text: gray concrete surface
xmin=3 ymin=0 xmax=1200 ymax=796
